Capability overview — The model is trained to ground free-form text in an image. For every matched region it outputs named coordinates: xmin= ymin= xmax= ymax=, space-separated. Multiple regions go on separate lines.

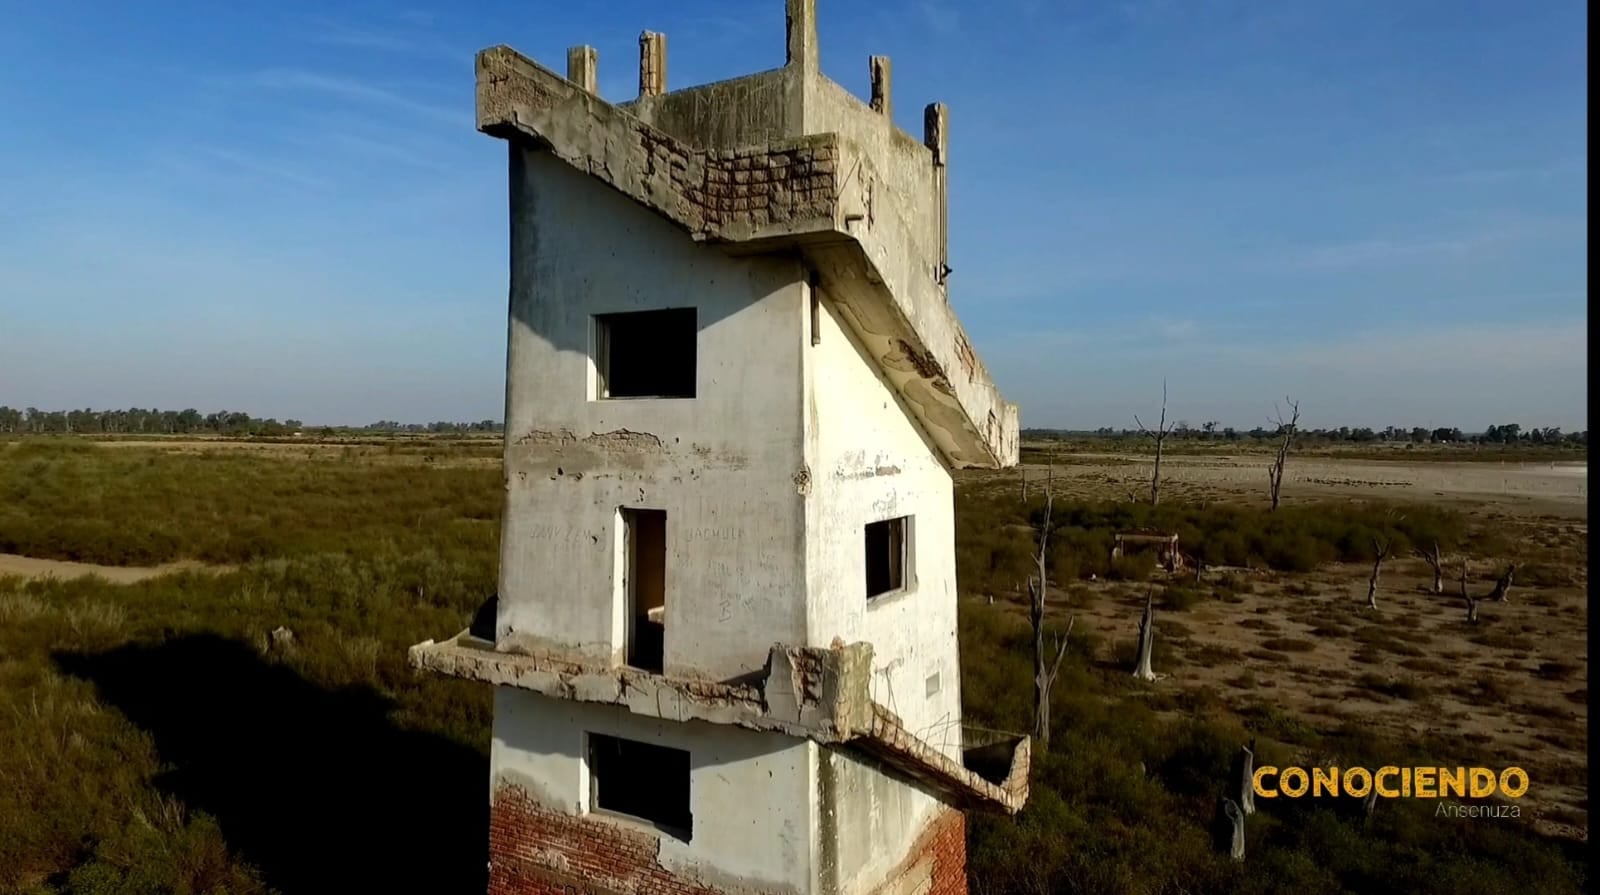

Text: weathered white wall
xmin=803 ymin=76 xmax=942 ymax=283
xmin=499 ymin=147 xmax=810 ymax=681
xmin=803 ymin=294 xmax=961 ymax=755
xmin=801 ymin=295 xmax=958 ymax=894
xmin=493 ymin=688 xmax=816 ymax=893
xmin=818 ymin=748 xmax=943 ymax=895
xmin=498 ymin=143 xmax=960 ymax=895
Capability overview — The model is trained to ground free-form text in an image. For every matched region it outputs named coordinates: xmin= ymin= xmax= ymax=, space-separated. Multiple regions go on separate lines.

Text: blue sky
xmin=0 ymin=0 xmax=1587 ymax=430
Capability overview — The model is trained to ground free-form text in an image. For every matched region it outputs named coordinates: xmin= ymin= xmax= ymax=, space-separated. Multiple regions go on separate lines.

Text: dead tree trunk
xmin=1133 ymin=590 xmax=1161 ymax=681
xmin=1413 ymin=541 xmax=1445 ymax=594
xmin=1266 ymin=398 xmax=1300 ymax=512
xmin=1362 ymin=787 xmax=1379 ymax=830
xmin=1366 ymin=536 xmax=1391 ymax=610
xmin=1234 ymin=739 xmax=1257 ymax=816
xmin=1028 ymin=456 xmax=1071 ymax=749
xmin=1134 ymin=380 xmax=1175 ymax=507
xmin=1459 ymin=562 xmax=1479 ymax=623
xmin=1219 ymin=798 xmax=1246 ymax=861
xmin=1489 ymin=564 xmax=1516 ymax=602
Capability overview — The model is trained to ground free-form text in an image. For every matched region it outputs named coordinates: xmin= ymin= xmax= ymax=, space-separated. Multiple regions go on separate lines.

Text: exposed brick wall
xmin=489 ymin=783 xmax=727 ymax=895
xmin=489 ymin=784 xmax=969 ymax=895
xmin=690 ymin=145 xmax=839 ymax=233
xmin=478 ymin=46 xmax=839 ymax=244
xmin=926 ymin=810 xmax=968 ymax=895
xmin=872 ymin=808 xmax=968 ymax=895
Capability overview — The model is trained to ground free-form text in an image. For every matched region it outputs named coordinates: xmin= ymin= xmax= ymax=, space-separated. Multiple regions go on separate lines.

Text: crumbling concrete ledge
xmin=410 ymin=631 xmax=1028 ymax=814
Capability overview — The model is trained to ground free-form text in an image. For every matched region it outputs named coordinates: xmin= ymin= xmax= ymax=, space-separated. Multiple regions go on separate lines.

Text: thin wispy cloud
xmin=249 ymin=69 xmax=462 ymax=126
xmin=1117 ymin=0 xmax=1179 ymax=27
xmin=1260 ymin=320 xmax=1587 ymax=377
xmin=1431 ymin=159 xmax=1586 ymax=185
xmin=919 ymin=2 xmax=961 ymax=35
xmin=291 ymin=131 xmax=453 ymax=173
xmin=1267 ymin=217 xmax=1574 ymax=273
xmin=306 ymin=18 xmax=466 ymax=63
xmin=187 ymin=145 xmax=330 ymax=189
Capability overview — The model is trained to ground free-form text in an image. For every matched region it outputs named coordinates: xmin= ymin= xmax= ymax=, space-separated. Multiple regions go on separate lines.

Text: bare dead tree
xmin=1134 ymin=379 xmax=1176 ymax=507
xmin=1488 ymin=564 xmax=1516 ymax=602
xmin=1266 ymin=397 xmax=1301 ymax=512
xmin=1366 ymin=535 xmax=1391 ymax=610
xmin=1362 ymin=787 xmax=1379 ymax=830
xmin=1132 ymin=589 xmax=1162 ymax=681
xmin=1219 ymin=797 xmax=1246 ymax=861
xmin=1233 ymin=739 xmax=1257 ymax=816
xmin=1459 ymin=561 xmax=1479 ymax=624
xmin=1027 ymin=455 xmax=1072 ymax=749
xmin=1413 ymin=541 xmax=1445 ymax=594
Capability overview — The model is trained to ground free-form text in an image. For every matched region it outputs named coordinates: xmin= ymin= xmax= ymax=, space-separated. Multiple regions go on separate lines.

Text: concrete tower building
xmin=411 ymin=3 xmax=1028 ymax=893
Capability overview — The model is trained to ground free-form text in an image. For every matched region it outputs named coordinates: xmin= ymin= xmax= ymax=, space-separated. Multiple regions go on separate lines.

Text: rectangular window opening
xmin=623 ymin=508 xmax=666 ymax=673
xmin=865 ymin=516 xmax=910 ymax=599
xmin=588 ymin=733 xmax=692 ymax=838
xmin=595 ymin=308 xmax=697 ymax=399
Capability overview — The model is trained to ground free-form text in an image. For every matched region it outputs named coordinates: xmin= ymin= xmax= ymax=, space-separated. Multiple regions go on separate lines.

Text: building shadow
xmin=55 ymin=634 xmax=488 ymax=894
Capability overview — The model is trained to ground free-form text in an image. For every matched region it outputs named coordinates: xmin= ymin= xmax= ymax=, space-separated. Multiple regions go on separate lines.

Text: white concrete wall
xmin=497 ymin=146 xmax=960 ymax=895
xmin=802 ymin=295 xmax=962 ymax=756
xmin=499 ymin=147 xmax=810 ymax=681
xmin=803 ymin=76 xmax=942 ymax=283
xmin=819 ymin=748 xmax=943 ymax=895
xmin=801 ymin=295 xmax=958 ymax=894
xmin=492 ymin=688 xmax=816 ymax=893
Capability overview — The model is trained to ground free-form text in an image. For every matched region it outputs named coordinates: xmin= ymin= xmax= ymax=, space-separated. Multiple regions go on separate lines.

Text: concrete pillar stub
xmin=924 ymin=102 xmax=948 ymax=167
xmin=785 ymin=0 xmax=819 ymax=74
xmin=566 ymin=45 xmax=598 ymax=94
xmin=870 ymin=55 xmax=892 ymax=118
xmin=638 ymin=31 xmax=666 ymax=97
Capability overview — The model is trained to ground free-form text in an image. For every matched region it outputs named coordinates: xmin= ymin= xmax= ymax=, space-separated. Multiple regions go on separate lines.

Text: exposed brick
xmin=489 ymin=784 xmax=730 ymax=895
xmin=489 ymin=785 xmax=968 ymax=895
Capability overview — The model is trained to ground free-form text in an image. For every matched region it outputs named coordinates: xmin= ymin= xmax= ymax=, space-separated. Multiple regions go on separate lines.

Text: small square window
xmin=865 ymin=516 xmax=911 ymax=599
xmin=594 ymin=308 xmax=697 ymax=399
xmin=588 ymin=733 xmax=692 ymax=838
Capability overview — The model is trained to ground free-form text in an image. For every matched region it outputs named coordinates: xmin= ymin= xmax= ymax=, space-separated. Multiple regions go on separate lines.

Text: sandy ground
xmin=967 ymin=451 xmax=1589 ymax=841
xmin=1025 ymin=562 xmax=1589 ymax=841
xmin=997 ymin=454 xmax=1587 ymax=518
xmin=0 ymin=553 xmax=226 ymax=584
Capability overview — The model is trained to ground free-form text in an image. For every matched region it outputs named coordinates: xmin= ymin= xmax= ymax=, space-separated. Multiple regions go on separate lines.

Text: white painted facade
xmin=490 ymin=142 xmax=964 ymax=893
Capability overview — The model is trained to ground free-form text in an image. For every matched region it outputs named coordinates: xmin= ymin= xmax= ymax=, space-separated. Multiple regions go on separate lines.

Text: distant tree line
xmin=0 ymin=407 xmax=503 ymax=437
xmin=1026 ymin=422 xmax=1586 ymax=447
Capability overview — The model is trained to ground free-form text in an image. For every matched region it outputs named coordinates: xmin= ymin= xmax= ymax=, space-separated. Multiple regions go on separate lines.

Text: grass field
xmin=0 ymin=436 xmax=1587 ymax=894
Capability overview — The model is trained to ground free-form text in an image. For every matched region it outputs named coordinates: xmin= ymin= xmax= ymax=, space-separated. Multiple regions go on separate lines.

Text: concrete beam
xmin=785 ymin=0 xmax=819 ymax=74
xmin=870 ymin=56 xmax=892 ymax=118
xmin=410 ymin=629 xmax=1029 ymax=814
xmin=638 ymin=30 xmax=666 ymax=97
xmin=565 ymin=45 xmax=597 ymax=95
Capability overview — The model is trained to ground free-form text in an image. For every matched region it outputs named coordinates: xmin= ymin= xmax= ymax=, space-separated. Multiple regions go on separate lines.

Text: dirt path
xmin=0 ymin=553 xmax=227 ymax=584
